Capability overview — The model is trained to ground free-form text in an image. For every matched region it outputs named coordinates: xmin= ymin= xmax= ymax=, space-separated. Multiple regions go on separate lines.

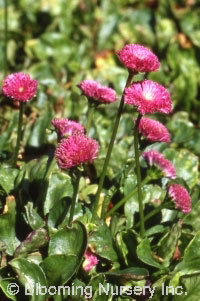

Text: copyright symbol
xmin=7 ymin=283 xmax=19 ymax=295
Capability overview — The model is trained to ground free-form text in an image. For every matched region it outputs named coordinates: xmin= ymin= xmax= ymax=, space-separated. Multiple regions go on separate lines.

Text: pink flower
xmin=125 ymin=80 xmax=172 ymax=115
xmin=52 ymin=118 xmax=85 ymax=138
xmin=168 ymin=184 xmax=191 ymax=214
xmin=117 ymin=44 xmax=160 ymax=73
xmin=55 ymin=135 xmax=99 ymax=169
xmin=2 ymin=72 xmax=38 ymax=102
xmin=137 ymin=117 xmax=170 ymax=143
xmin=78 ymin=80 xmax=117 ymax=103
xmin=83 ymin=250 xmax=98 ymax=272
xmin=142 ymin=150 xmax=176 ymax=179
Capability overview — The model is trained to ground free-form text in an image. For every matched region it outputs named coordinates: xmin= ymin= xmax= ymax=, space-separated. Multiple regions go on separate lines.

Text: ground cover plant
xmin=0 ymin=1 xmax=200 ymax=301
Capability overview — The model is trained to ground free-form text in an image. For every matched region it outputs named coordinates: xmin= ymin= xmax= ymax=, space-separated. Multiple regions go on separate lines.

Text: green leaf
xmin=48 ymin=198 xmax=70 ymax=230
xmin=137 ymin=238 xmax=162 ymax=269
xmin=170 ymin=259 xmax=200 ymax=288
xmin=106 ymin=267 xmax=149 ymax=281
xmin=88 ymin=274 xmax=110 ymax=301
xmin=0 ymin=165 xmax=18 ymax=195
xmin=184 ymin=200 xmax=200 ymax=232
xmin=157 ymin=220 xmax=182 ymax=267
xmin=124 ymin=184 xmax=165 ymax=228
xmin=115 ymin=231 xmax=129 ymax=266
xmin=180 ymin=11 xmax=200 ymax=48
xmin=9 ymin=258 xmax=47 ymax=301
xmin=48 ymin=221 xmax=87 ymax=259
xmin=27 ymin=106 xmax=53 ymax=148
xmin=173 ymin=275 xmax=200 ymax=301
xmin=24 ymin=202 xmax=45 ymax=230
xmin=183 ymin=231 xmax=200 ymax=262
xmin=41 ymin=254 xmax=78 ymax=286
xmin=89 ymin=220 xmax=118 ymax=262
xmin=167 ymin=112 xmax=194 ymax=144
xmin=163 ymin=148 xmax=199 ymax=189
xmin=0 ymin=278 xmax=18 ymax=301
xmin=0 ymin=196 xmax=20 ymax=256
xmin=44 ymin=170 xmax=73 ymax=215
xmin=156 ymin=18 xmax=176 ymax=50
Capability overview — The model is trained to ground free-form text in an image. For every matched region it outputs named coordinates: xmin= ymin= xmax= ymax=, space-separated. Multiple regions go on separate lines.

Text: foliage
xmin=0 ymin=1 xmax=200 ymax=301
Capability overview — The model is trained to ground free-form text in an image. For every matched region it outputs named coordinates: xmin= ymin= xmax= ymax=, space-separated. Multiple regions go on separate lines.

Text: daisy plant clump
xmin=2 ymin=72 xmax=38 ymax=166
xmin=116 ymin=45 xmax=191 ymax=237
xmin=91 ymin=43 xmax=192 ymax=238
xmin=92 ymin=44 xmax=161 ymax=221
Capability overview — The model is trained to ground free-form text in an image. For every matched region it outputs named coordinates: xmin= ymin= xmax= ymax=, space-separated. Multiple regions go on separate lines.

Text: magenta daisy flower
xmin=168 ymin=184 xmax=191 ymax=214
xmin=2 ymin=72 xmax=38 ymax=102
xmin=52 ymin=118 xmax=85 ymax=138
xmin=83 ymin=250 xmax=98 ymax=272
xmin=78 ymin=80 xmax=117 ymax=103
xmin=125 ymin=80 xmax=172 ymax=115
xmin=137 ymin=117 xmax=171 ymax=143
xmin=142 ymin=150 xmax=176 ymax=179
xmin=55 ymin=135 xmax=99 ymax=169
xmin=117 ymin=44 xmax=160 ymax=73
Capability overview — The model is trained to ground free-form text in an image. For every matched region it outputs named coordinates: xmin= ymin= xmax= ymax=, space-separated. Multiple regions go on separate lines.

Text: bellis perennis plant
xmin=2 ymin=42 xmax=195 ymax=301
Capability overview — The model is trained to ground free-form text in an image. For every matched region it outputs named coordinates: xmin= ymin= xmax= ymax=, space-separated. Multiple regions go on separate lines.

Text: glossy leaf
xmin=41 ymin=254 xmax=78 ymax=286
xmin=89 ymin=220 xmax=118 ymax=262
xmin=137 ymin=238 xmax=162 ymax=269
xmin=0 ymin=196 xmax=19 ymax=256
xmin=9 ymin=258 xmax=47 ymax=301
xmin=48 ymin=221 xmax=87 ymax=259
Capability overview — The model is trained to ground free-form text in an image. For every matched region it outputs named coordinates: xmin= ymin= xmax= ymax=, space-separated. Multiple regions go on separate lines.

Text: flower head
xmin=52 ymin=118 xmax=85 ymax=138
xmin=142 ymin=150 xmax=176 ymax=179
xmin=3 ymin=72 xmax=38 ymax=102
xmin=55 ymin=135 xmax=99 ymax=169
xmin=83 ymin=250 xmax=98 ymax=272
xmin=117 ymin=44 xmax=160 ymax=73
xmin=125 ymin=80 xmax=172 ymax=115
xmin=137 ymin=117 xmax=170 ymax=143
xmin=78 ymin=80 xmax=117 ymax=103
xmin=168 ymin=184 xmax=191 ymax=213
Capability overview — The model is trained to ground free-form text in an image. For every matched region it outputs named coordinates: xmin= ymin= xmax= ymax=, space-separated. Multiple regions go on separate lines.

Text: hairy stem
xmin=13 ymin=103 xmax=24 ymax=167
xmin=86 ymin=101 xmax=95 ymax=134
xmin=4 ymin=0 xmax=8 ymax=76
xmin=105 ymin=177 xmax=150 ymax=218
xmin=92 ymin=71 xmax=135 ymax=221
xmin=135 ymin=202 xmax=173 ymax=229
xmin=134 ymin=114 xmax=144 ymax=237
xmin=68 ymin=170 xmax=81 ymax=225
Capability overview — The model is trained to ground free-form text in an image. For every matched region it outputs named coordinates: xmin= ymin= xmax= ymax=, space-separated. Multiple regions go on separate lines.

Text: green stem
xmin=4 ymin=0 xmax=8 ymax=76
xmin=135 ymin=201 xmax=172 ymax=229
xmin=101 ymin=185 xmax=117 ymax=219
xmin=13 ymin=102 xmax=24 ymax=167
xmin=134 ymin=114 xmax=144 ymax=237
xmin=105 ymin=177 xmax=150 ymax=218
xmin=68 ymin=170 xmax=81 ymax=226
xmin=86 ymin=101 xmax=95 ymax=134
xmin=92 ymin=71 xmax=135 ymax=221
xmin=44 ymin=156 xmax=56 ymax=179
